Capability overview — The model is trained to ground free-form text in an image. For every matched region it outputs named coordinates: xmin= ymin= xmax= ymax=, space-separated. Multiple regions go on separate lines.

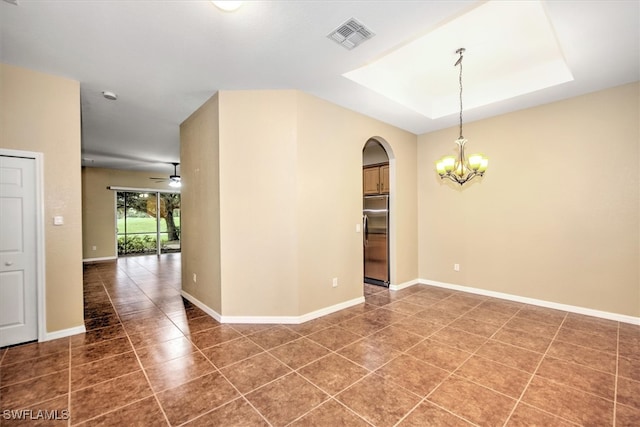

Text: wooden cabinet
xmin=379 ymin=164 xmax=389 ymax=193
xmin=363 ymin=167 xmax=380 ymax=194
xmin=363 ymin=163 xmax=389 ymax=195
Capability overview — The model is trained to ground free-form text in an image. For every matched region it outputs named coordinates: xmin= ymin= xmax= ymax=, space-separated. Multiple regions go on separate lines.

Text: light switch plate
xmin=53 ymin=216 xmax=64 ymax=226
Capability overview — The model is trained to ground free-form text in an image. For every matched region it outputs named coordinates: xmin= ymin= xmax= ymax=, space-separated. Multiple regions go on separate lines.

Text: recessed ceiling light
xmin=211 ymin=1 xmax=243 ymax=12
xmin=102 ymin=91 xmax=117 ymax=101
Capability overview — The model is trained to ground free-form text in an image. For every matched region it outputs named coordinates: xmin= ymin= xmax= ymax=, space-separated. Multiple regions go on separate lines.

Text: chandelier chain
xmin=458 ymin=50 xmax=464 ymax=140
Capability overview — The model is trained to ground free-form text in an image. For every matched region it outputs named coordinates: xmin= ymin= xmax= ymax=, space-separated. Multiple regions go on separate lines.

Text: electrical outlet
xmin=454 ymin=264 xmax=460 ymax=271
xmin=193 ymin=273 xmax=197 ymax=283
xmin=91 ymin=245 xmax=96 ymax=251
xmin=332 ymin=277 xmax=338 ymax=288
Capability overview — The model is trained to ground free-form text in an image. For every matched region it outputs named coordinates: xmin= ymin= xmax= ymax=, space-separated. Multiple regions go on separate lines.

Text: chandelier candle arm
xmin=435 ymin=48 xmax=488 ymax=186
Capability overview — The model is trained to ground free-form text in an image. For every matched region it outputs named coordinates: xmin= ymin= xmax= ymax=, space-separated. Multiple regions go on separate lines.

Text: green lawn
xmin=117 ymin=217 xmax=180 ymax=235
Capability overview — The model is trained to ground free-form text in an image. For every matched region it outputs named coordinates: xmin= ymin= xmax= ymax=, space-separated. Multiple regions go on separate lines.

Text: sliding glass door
xmin=159 ymin=193 xmax=181 ymax=254
xmin=116 ymin=191 xmax=181 ymax=256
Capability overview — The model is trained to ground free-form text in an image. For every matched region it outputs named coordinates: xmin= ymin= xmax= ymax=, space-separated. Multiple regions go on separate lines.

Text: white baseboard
xmin=389 ymin=279 xmax=421 ymax=291
xmin=42 ymin=325 xmax=86 ymax=342
xmin=222 ymin=315 xmax=300 ymax=324
xmin=180 ymin=290 xmax=222 ymax=322
xmin=183 ymin=279 xmax=640 ymax=326
xmin=297 ymin=296 xmax=365 ymax=323
xmin=180 ymin=290 xmax=365 ymax=324
xmin=418 ymin=278 xmax=640 ymax=325
xmin=82 ymin=256 xmax=117 ymax=263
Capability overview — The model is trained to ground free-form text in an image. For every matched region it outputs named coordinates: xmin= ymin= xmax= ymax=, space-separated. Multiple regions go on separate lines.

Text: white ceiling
xmin=1 ymin=0 xmax=638 ymax=174
xmin=344 ymin=1 xmax=576 ymax=119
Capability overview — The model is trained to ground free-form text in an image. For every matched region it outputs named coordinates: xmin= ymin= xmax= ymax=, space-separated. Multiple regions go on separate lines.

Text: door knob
xmin=5 ymin=261 xmax=13 ymax=266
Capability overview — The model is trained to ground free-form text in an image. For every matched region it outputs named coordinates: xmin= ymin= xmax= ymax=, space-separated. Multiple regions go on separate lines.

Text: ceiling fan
xmin=150 ymin=162 xmax=181 ymax=188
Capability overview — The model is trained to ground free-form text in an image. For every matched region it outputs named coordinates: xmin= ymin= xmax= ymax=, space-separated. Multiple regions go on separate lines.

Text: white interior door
xmin=0 ymin=155 xmax=37 ymax=347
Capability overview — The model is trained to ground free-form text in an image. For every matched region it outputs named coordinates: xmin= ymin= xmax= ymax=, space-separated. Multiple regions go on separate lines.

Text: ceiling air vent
xmin=327 ymin=18 xmax=375 ymax=50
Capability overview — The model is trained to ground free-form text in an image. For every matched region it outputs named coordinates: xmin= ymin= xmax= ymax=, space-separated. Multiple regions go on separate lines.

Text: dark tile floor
xmin=1 ymin=254 xmax=639 ymax=426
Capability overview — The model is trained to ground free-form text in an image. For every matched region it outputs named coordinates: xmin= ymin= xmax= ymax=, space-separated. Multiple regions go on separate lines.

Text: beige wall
xmin=0 ymin=63 xmax=83 ymax=333
xmin=218 ymin=91 xmax=299 ymax=316
xmin=418 ymin=82 xmax=640 ymax=317
xmin=81 ymin=167 xmax=176 ymax=259
xmin=181 ymin=89 xmax=418 ymax=317
xmin=180 ymin=94 xmax=222 ymax=313
xmin=296 ymin=92 xmax=418 ymax=314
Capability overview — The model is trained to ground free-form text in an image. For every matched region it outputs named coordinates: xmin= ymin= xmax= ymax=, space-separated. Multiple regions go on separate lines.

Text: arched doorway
xmin=362 ymin=138 xmax=394 ymax=287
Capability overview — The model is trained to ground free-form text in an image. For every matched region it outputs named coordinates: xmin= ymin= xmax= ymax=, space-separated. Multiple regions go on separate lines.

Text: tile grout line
xmin=397 ymin=295 xmax=578 ymax=425
xmin=394 ymin=300 xmax=523 ymax=426
xmin=326 ymin=397 xmax=376 ymax=427
xmin=503 ymin=333 xmax=620 ymax=402
xmin=278 ymin=376 xmax=333 ymax=427
xmin=281 ymin=394 xmax=371 ymax=427
xmin=3 ymin=282 xmax=430 ymax=424
xmin=244 ymin=314 xmax=406 ymax=426
xmin=388 ymin=294 xmax=489 ymax=426
xmin=72 ymin=396 xmax=161 ymax=426
xmin=372 ymin=294 xmax=462 ymax=426
xmin=379 ymin=297 xmax=485 ymax=426
xmin=550 ymin=323 xmax=620 ymax=357
xmin=192 ymin=340 xmax=275 ymax=427
xmin=123 ymin=259 xmax=203 ymax=427
xmin=136 ymin=343 xmax=271 ymax=426
xmin=67 ymin=332 xmax=72 ymax=427
xmin=193 ymin=321 xmax=322 ymax=425
xmin=66 ymin=351 xmax=148 ymax=392
xmin=174 ymin=396 xmax=273 ymax=427
xmin=613 ymin=321 xmax=620 ymax=427
xmin=57 ymin=263 xmax=636 ymax=426
xmin=500 ymin=311 xmax=569 ymax=427
xmin=197 ymin=351 xmax=275 ymax=427
xmin=313 ymin=368 xmax=386 ymax=421
xmin=0 ymin=354 xmax=71 ymax=389
xmin=168 ymin=284 xmax=275 ymax=426
xmin=99 ymin=266 xmax=173 ymax=427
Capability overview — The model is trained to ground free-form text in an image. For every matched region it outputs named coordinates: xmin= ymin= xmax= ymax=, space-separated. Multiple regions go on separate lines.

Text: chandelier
xmin=435 ymin=48 xmax=488 ymax=185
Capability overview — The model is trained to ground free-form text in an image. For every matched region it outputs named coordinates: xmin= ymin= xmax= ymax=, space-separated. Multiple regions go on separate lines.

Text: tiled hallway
xmin=1 ymin=255 xmax=639 ymax=426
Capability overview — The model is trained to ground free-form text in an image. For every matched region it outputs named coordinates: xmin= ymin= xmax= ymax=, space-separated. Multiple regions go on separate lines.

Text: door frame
xmin=362 ymin=137 xmax=396 ymax=286
xmin=0 ymin=148 xmax=46 ymax=342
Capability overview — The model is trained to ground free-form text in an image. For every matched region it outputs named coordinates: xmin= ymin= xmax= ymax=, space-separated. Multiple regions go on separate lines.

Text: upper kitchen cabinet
xmin=380 ymin=164 xmax=389 ymax=193
xmin=363 ymin=163 xmax=389 ymax=195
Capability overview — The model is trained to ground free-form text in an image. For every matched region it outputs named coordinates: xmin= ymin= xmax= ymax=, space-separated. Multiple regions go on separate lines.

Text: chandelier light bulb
xmin=441 ymin=156 xmax=455 ymax=172
xmin=468 ymin=153 xmax=484 ymax=171
xmin=478 ymin=158 xmax=489 ymax=173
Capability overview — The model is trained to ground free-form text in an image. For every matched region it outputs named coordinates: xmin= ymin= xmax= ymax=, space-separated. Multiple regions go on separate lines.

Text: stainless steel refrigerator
xmin=363 ymin=195 xmax=389 ymax=287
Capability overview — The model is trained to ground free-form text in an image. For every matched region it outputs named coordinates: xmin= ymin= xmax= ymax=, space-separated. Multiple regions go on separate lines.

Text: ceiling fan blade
xmin=148 ymin=163 xmax=180 ymax=183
